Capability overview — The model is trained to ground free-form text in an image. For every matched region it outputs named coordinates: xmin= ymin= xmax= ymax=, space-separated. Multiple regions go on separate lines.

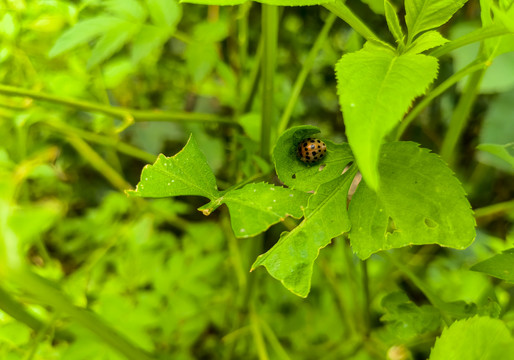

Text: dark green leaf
xmin=251 ymin=166 xmax=357 ymax=297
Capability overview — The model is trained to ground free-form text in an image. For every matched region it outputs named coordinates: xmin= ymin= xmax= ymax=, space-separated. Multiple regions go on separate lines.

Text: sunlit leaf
xmin=349 ymin=142 xmax=475 ymax=259
xmin=470 ymin=248 xmax=514 ymax=282
xmin=336 ymin=43 xmax=438 ymax=190
xmin=405 ymin=30 xmax=449 ymax=54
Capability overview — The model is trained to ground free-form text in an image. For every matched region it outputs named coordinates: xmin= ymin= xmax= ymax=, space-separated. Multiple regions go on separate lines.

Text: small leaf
xmin=200 ymin=183 xmax=310 ymax=238
xmin=131 ymin=25 xmax=171 ymax=64
xmin=385 ymin=0 xmax=404 ymax=45
xmin=87 ymin=20 xmax=139 ymax=68
xmin=470 ymin=248 xmax=514 ymax=282
xmin=405 ymin=30 xmax=449 ymax=54
xmin=251 ymin=166 xmax=357 ymax=297
xmin=147 ymin=0 xmax=182 ymax=28
xmin=476 ymin=143 xmax=514 ymax=169
xmin=128 ymin=134 xmax=219 ymax=201
xmin=181 ymin=0 xmax=335 ymax=5
xmin=336 ymin=44 xmax=438 ymax=190
xmin=381 ymin=291 xmax=441 ymax=340
xmin=429 ymin=316 xmax=514 ymax=360
xmin=273 ymin=126 xmax=354 ymax=192
xmin=349 ymin=142 xmax=475 ymax=260
xmin=405 ymin=0 xmax=468 ymax=41
xmin=105 ymin=0 xmax=146 ymax=21
xmin=48 ymin=16 xmax=121 ymax=58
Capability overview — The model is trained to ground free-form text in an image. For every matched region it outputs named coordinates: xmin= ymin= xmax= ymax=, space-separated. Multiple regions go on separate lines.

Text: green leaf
xmin=385 ymin=0 xmax=404 ymax=45
xmin=48 ymin=16 xmax=121 ymax=58
xmin=105 ymin=0 xmax=146 ymax=22
xmin=470 ymin=248 xmax=514 ymax=282
xmin=87 ymin=20 xmax=139 ymax=68
xmin=405 ymin=30 xmax=449 ymax=54
xmin=200 ymin=183 xmax=310 ymax=238
xmin=477 ymin=143 xmax=514 ymax=169
xmin=251 ymin=166 xmax=357 ymax=297
xmin=147 ymin=0 xmax=182 ymax=28
xmin=349 ymin=142 xmax=475 ymax=260
xmin=336 ymin=44 xmax=438 ymax=190
xmin=405 ymin=0 xmax=468 ymax=42
xmin=273 ymin=126 xmax=354 ymax=192
xmin=131 ymin=25 xmax=171 ymax=64
xmin=128 ymin=134 xmax=219 ymax=201
xmin=381 ymin=291 xmax=441 ymax=340
xmin=181 ymin=0 xmax=335 ymax=5
xmin=429 ymin=316 xmax=514 ymax=360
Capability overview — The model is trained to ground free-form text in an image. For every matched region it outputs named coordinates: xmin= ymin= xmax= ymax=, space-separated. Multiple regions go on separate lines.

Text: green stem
xmin=260 ymin=5 xmax=278 ymax=161
xmin=13 ymin=270 xmax=154 ymax=360
xmin=250 ymin=305 xmax=269 ymax=360
xmin=259 ymin=317 xmax=291 ymax=360
xmin=67 ymin=135 xmax=133 ymax=191
xmin=440 ymin=67 xmax=485 ymax=165
xmin=429 ymin=25 xmax=512 ymax=58
xmin=323 ymin=1 xmax=381 ymax=42
xmin=43 ymin=121 xmax=156 ymax=163
xmin=474 ymin=199 xmax=514 ymax=221
xmin=380 ymin=252 xmax=451 ymax=325
xmin=277 ymin=13 xmax=336 ymax=135
xmin=0 ymin=84 xmax=236 ymax=127
xmin=0 ymin=286 xmax=44 ymax=332
xmin=395 ymin=60 xmax=488 ymax=140
xmin=360 ymin=260 xmax=370 ymax=336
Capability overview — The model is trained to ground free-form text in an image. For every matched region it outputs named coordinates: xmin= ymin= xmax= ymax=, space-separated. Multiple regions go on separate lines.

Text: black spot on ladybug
xmin=297 ymin=138 xmax=327 ymax=164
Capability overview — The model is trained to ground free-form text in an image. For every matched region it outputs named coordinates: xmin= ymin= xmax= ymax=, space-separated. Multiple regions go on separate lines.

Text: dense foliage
xmin=0 ymin=0 xmax=513 ymax=359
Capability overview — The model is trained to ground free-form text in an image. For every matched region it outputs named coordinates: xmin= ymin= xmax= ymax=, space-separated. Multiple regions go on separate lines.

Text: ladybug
xmin=297 ymin=138 xmax=327 ymax=164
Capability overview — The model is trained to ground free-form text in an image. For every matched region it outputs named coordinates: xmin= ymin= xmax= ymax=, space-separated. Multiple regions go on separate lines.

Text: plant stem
xmin=360 ymin=260 xmax=370 ymax=336
xmin=259 ymin=316 xmax=291 ymax=360
xmin=440 ymin=67 xmax=485 ymax=166
xmin=277 ymin=13 xmax=336 ymax=135
xmin=474 ymin=199 xmax=514 ymax=222
xmin=67 ymin=135 xmax=133 ymax=191
xmin=260 ymin=5 xmax=278 ymax=161
xmin=250 ymin=304 xmax=269 ymax=360
xmin=429 ymin=25 xmax=512 ymax=58
xmin=0 ymin=84 xmax=236 ymax=127
xmin=395 ymin=60 xmax=488 ymax=140
xmin=44 ymin=121 xmax=156 ymax=163
xmin=380 ymin=252 xmax=451 ymax=325
xmin=323 ymin=1 xmax=380 ymax=42
xmin=0 ymin=286 xmax=44 ymax=332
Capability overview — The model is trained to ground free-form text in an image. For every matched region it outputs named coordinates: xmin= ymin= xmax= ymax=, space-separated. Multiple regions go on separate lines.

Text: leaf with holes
xmin=251 ymin=166 xmax=357 ymax=297
xmin=273 ymin=126 xmax=354 ymax=192
xmin=349 ymin=142 xmax=475 ymax=260
xmin=127 ymin=134 xmax=219 ymax=201
xmin=199 ymin=183 xmax=310 ymax=238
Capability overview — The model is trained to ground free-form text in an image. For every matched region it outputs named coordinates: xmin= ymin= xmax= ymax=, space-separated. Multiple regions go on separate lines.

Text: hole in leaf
xmin=386 ymin=217 xmax=397 ymax=235
xmin=318 ymin=164 xmax=326 ymax=171
xmin=292 ymin=173 xmax=296 ymax=179
xmin=424 ymin=218 xmax=438 ymax=228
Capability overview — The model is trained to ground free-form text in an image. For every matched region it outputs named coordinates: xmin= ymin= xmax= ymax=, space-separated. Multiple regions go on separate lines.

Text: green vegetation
xmin=0 ymin=0 xmax=513 ymax=359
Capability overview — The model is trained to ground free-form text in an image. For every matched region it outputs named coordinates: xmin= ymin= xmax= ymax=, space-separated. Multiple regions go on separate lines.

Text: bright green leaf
xmin=405 ymin=30 xmax=449 ymax=54
xmin=200 ymin=183 xmax=310 ymax=238
xmin=128 ymin=134 xmax=219 ymax=201
xmin=273 ymin=126 xmax=354 ymax=192
xmin=405 ymin=0 xmax=468 ymax=42
xmin=429 ymin=316 xmax=514 ymax=360
xmin=336 ymin=44 xmax=438 ymax=190
xmin=349 ymin=142 xmax=475 ymax=260
xmin=470 ymin=248 xmax=514 ymax=282
xmin=385 ymin=0 xmax=404 ymax=45
xmin=87 ymin=20 xmax=139 ymax=68
xmin=251 ymin=166 xmax=357 ymax=297
xmin=105 ymin=0 xmax=146 ymax=22
xmin=477 ymin=143 xmax=514 ymax=169
xmin=181 ymin=0 xmax=335 ymax=5
xmin=131 ymin=25 xmax=171 ymax=64
xmin=362 ymin=0 xmax=385 ymax=14
xmin=48 ymin=16 xmax=121 ymax=58
xmin=147 ymin=0 xmax=182 ymax=28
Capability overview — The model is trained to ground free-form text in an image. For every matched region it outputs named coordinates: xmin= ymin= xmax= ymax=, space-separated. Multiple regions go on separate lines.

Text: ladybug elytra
xmin=297 ymin=138 xmax=327 ymax=164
